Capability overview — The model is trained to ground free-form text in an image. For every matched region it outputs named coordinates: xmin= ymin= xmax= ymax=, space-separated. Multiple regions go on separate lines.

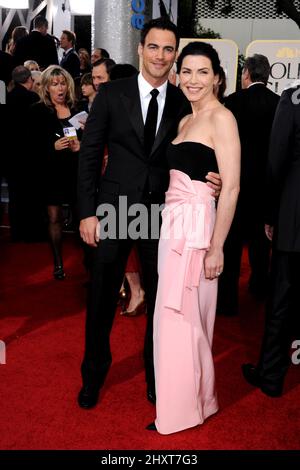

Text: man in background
xmin=13 ymin=15 xmax=58 ymax=70
xmin=60 ymin=30 xmax=80 ymax=79
xmin=243 ymin=84 xmax=300 ymax=396
xmin=6 ymin=66 xmax=40 ymax=241
xmin=217 ymin=54 xmax=279 ymax=316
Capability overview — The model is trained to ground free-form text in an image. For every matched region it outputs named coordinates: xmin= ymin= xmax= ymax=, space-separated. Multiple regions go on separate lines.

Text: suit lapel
xmin=151 ymin=83 xmax=178 ymax=157
xmin=120 ymin=77 xmax=144 ymax=148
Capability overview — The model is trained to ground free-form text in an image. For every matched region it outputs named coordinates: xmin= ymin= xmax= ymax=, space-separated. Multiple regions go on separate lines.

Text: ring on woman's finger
xmin=216 ymin=271 xmax=221 ymax=276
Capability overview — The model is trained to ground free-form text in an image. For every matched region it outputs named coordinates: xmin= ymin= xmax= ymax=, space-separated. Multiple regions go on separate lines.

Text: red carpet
xmin=0 ymin=229 xmax=299 ymax=450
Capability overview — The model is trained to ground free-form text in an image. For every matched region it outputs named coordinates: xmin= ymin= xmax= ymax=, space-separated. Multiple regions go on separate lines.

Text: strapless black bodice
xmin=167 ymin=141 xmax=218 ymax=182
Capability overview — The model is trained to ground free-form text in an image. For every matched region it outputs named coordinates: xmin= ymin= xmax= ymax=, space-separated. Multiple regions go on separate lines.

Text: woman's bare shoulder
xmin=211 ymin=104 xmax=237 ymax=130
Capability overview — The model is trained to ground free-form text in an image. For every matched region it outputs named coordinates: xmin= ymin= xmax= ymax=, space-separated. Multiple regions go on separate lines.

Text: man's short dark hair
xmin=80 ymin=72 xmax=93 ymax=86
xmin=33 ymin=15 xmax=48 ymax=29
xmin=140 ymin=17 xmax=180 ymax=50
xmin=62 ymin=30 xmax=76 ymax=46
xmin=12 ymin=65 xmax=31 ymax=84
xmin=92 ymin=58 xmax=116 ymax=76
xmin=99 ymin=48 xmax=109 ymax=59
xmin=243 ymin=54 xmax=271 ymax=85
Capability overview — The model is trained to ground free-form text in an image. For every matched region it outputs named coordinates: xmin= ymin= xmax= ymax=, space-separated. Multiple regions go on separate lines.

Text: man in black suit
xmin=13 ymin=15 xmax=58 ymax=70
xmin=6 ymin=66 xmax=40 ymax=241
xmin=242 ymin=85 xmax=300 ymax=396
xmin=0 ymin=50 xmax=14 ymax=88
xmin=59 ymin=30 xmax=80 ymax=79
xmin=217 ymin=54 xmax=279 ymax=316
xmin=77 ymin=17 xmax=220 ymax=409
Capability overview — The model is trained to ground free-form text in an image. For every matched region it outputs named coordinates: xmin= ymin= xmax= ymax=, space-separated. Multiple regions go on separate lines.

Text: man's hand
xmin=79 ymin=216 xmax=100 ymax=247
xmin=206 ymin=171 xmax=222 ymax=197
xmin=168 ymin=69 xmax=177 ymax=86
xmin=265 ymin=224 xmax=274 ymax=241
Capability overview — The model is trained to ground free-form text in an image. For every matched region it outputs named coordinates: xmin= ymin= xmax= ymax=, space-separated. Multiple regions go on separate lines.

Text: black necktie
xmin=144 ymin=89 xmax=159 ymax=156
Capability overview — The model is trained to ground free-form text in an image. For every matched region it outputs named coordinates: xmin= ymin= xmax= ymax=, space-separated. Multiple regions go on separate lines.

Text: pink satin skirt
xmin=153 ymin=169 xmax=219 ymax=435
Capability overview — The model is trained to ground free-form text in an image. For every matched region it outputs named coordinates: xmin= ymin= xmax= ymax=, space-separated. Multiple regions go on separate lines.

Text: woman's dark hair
xmin=216 ymin=66 xmax=227 ymax=102
xmin=12 ymin=26 xmax=28 ymax=43
xmin=110 ymin=64 xmax=138 ymax=81
xmin=177 ymin=41 xmax=221 ymax=76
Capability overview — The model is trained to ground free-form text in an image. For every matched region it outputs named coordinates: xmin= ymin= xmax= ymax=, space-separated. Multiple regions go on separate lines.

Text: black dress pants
xmin=257 ymin=250 xmax=300 ymax=391
xmin=217 ymin=209 xmax=271 ymax=315
xmin=81 ymin=208 xmax=159 ymax=392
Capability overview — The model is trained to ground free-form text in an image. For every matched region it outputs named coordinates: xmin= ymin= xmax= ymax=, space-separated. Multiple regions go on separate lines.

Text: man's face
xmin=91 ymin=49 xmax=102 ymax=64
xmin=241 ymin=68 xmax=249 ymax=89
xmin=138 ymin=28 xmax=177 ymax=85
xmin=40 ymin=25 xmax=48 ymax=36
xmin=92 ymin=63 xmax=109 ymax=91
xmin=60 ymin=33 xmax=71 ymax=51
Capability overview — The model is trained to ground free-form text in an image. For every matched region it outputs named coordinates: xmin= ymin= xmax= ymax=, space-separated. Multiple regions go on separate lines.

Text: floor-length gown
xmin=153 ymin=141 xmax=219 ymax=435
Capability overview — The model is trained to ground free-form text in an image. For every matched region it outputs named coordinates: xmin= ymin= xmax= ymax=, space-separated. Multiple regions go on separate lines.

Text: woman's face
xmin=179 ymin=54 xmax=218 ymax=103
xmin=32 ymin=76 xmax=41 ymax=94
xmin=48 ymin=74 xmax=68 ymax=105
xmin=28 ymin=63 xmax=39 ymax=72
xmin=79 ymin=51 xmax=88 ymax=67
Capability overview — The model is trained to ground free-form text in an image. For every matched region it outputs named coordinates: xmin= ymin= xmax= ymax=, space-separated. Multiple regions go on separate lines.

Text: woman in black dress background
xmin=29 ymin=65 xmax=80 ymax=279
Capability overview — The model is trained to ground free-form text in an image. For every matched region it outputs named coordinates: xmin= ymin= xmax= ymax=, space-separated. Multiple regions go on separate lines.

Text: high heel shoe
xmin=146 ymin=422 xmax=157 ymax=431
xmin=118 ymin=286 xmax=128 ymax=312
xmin=53 ymin=265 xmax=66 ymax=280
xmin=121 ymin=299 xmax=146 ymax=317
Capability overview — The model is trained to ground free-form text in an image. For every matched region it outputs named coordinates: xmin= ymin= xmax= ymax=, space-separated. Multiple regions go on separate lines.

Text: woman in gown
xmin=150 ymin=41 xmax=240 ymax=434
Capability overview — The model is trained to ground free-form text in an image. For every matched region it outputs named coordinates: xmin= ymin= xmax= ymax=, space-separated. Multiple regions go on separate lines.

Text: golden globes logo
xmin=276 ymin=47 xmax=300 ymax=58
xmin=268 ymin=47 xmax=300 ymax=93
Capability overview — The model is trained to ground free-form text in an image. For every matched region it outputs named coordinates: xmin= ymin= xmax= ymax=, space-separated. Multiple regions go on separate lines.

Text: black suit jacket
xmin=78 ymin=76 xmax=190 ymax=220
xmin=0 ymin=50 xmax=14 ymax=86
xmin=60 ymin=49 xmax=80 ymax=78
xmin=266 ymin=86 xmax=300 ymax=252
xmin=225 ymin=84 xmax=279 ymax=218
xmin=6 ymin=85 xmax=39 ymax=173
xmin=13 ymin=31 xmax=58 ymax=70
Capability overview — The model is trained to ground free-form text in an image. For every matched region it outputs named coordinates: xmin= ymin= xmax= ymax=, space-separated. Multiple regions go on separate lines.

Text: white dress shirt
xmin=138 ymin=72 xmax=168 ymax=134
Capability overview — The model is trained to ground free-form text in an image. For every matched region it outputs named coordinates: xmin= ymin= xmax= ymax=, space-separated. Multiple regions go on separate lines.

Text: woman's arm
xmin=204 ymin=108 xmax=241 ymax=279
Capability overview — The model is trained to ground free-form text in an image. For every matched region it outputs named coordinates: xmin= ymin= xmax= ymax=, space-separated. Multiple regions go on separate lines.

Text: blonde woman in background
xmin=28 ymin=65 xmax=81 ymax=279
xmin=24 ymin=60 xmax=40 ymax=72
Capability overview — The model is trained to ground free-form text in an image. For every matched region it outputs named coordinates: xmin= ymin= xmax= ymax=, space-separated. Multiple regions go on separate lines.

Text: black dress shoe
xmin=242 ymin=363 xmax=283 ymax=398
xmin=53 ymin=265 xmax=66 ymax=280
xmin=146 ymin=422 xmax=157 ymax=431
xmin=78 ymin=384 xmax=100 ymax=409
xmin=147 ymin=388 xmax=156 ymax=405
xmin=242 ymin=363 xmax=261 ymax=387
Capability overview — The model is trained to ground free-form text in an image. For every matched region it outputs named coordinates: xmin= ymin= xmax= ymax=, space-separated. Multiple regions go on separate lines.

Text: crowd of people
xmin=0 ymin=14 xmax=299 ymax=436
